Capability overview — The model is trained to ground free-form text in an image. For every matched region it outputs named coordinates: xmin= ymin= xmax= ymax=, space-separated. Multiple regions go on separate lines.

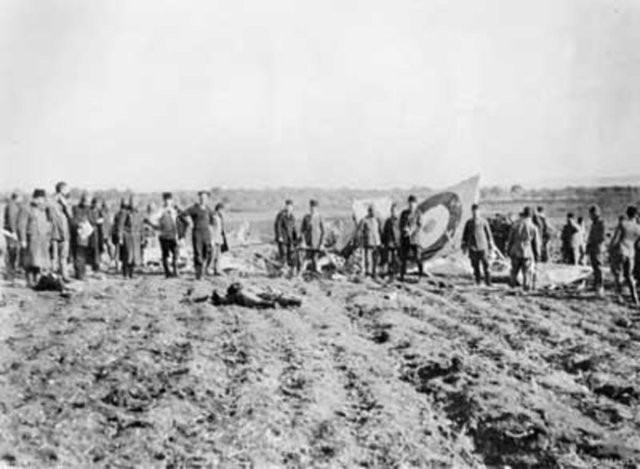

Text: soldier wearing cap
xmin=115 ymin=194 xmax=145 ymax=279
xmin=586 ymin=205 xmax=606 ymax=296
xmin=532 ymin=206 xmax=551 ymax=262
xmin=71 ymin=192 xmax=96 ymax=280
xmin=3 ymin=192 xmax=23 ymax=281
xmin=147 ymin=192 xmax=183 ymax=278
xmin=111 ymin=199 xmax=127 ymax=272
xmin=561 ymin=212 xmax=582 ymax=265
xmin=381 ymin=203 xmax=401 ymax=278
xmin=300 ymin=199 xmax=325 ymax=274
xmin=274 ymin=199 xmax=299 ymax=275
xmin=399 ymin=195 xmax=423 ymax=281
xmin=209 ymin=202 xmax=227 ymax=276
xmin=356 ymin=204 xmax=382 ymax=278
xmin=609 ymin=205 xmax=640 ymax=304
xmin=180 ymin=191 xmax=214 ymax=280
xmin=461 ymin=203 xmax=495 ymax=286
xmin=506 ymin=206 xmax=540 ymax=290
xmin=48 ymin=182 xmax=72 ymax=281
xmin=17 ymin=189 xmax=51 ymax=287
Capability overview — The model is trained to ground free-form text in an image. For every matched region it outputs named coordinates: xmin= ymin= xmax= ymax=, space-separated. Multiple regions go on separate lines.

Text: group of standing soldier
xmin=274 ymin=195 xmax=425 ymax=281
xmin=6 ymin=187 xmax=640 ymax=305
xmin=2 ymin=185 xmax=232 ymax=285
xmin=274 ymin=199 xmax=326 ymax=276
xmin=4 ymin=184 xmax=112 ymax=286
xmin=559 ymin=204 xmax=640 ymax=303
xmin=464 ymin=202 xmax=640 ymax=305
xmin=461 ymin=204 xmax=551 ymax=290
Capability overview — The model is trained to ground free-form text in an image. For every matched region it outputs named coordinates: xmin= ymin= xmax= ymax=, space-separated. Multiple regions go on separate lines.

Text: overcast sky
xmin=2 ymin=0 xmax=640 ymax=191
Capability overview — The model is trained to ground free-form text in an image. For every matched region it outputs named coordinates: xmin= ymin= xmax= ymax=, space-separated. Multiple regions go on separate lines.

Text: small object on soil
xmin=613 ymin=316 xmax=632 ymax=328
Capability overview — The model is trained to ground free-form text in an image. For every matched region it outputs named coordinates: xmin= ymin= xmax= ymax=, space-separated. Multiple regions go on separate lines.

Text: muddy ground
xmin=1 ymin=254 xmax=640 ymax=468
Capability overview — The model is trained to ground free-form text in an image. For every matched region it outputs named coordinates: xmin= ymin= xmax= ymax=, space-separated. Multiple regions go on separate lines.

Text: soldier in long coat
xmin=17 ymin=189 xmax=51 ymax=287
xmin=116 ymin=195 xmax=144 ymax=278
xmin=3 ymin=192 xmax=22 ymax=281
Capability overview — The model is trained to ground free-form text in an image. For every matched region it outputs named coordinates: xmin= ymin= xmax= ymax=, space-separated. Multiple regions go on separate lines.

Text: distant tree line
xmin=4 ymin=185 xmax=640 ymax=218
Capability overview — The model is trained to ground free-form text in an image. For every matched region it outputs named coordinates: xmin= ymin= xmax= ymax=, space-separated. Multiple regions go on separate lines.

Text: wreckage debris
xmin=211 ymin=282 xmax=303 ymax=309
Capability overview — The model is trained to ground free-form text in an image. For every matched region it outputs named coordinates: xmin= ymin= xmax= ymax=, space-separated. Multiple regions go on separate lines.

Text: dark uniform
xmin=274 ymin=209 xmax=298 ymax=270
xmin=399 ymin=208 xmax=423 ymax=280
xmin=560 ymin=218 xmax=581 ymax=265
xmin=111 ymin=203 xmax=127 ymax=271
xmin=116 ymin=206 xmax=144 ymax=278
xmin=3 ymin=198 xmax=22 ymax=280
xmin=586 ymin=214 xmax=606 ymax=294
xmin=182 ymin=204 xmax=214 ymax=280
xmin=356 ymin=215 xmax=382 ymax=277
xmin=300 ymin=212 xmax=325 ymax=272
xmin=89 ymin=200 xmax=106 ymax=271
xmin=533 ymin=212 xmax=551 ymax=262
xmin=381 ymin=214 xmax=401 ymax=277
xmin=462 ymin=216 xmax=494 ymax=285
xmin=71 ymin=203 xmax=95 ymax=280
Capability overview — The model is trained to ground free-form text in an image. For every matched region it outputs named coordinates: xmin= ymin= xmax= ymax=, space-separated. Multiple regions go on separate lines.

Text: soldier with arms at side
xmin=3 ymin=193 xmax=23 ymax=281
xmin=586 ymin=205 xmax=606 ymax=297
xmin=17 ymin=189 xmax=52 ymax=287
xmin=147 ymin=192 xmax=183 ymax=278
xmin=274 ymin=199 xmax=299 ymax=276
xmin=115 ymin=195 xmax=145 ymax=279
xmin=300 ymin=199 xmax=325 ymax=274
xmin=210 ymin=203 xmax=227 ymax=276
xmin=506 ymin=207 xmax=540 ymax=291
xmin=609 ymin=206 xmax=640 ymax=304
xmin=381 ymin=203 xmax=401 ymax=279
xmin=399 ymin=195 xmax=423 ymax=281
xmin=180 ymin=191 xmax=214 ymax=280
xmin=49 ymin=182 xmax=72 ymax=282
xmin=356 ymin=205 xmax=382 ymax=278
xmin=461 ymin=203 xmax=495 ymax=286
xmin=560 ymin=213 xmax=582 ymax=265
